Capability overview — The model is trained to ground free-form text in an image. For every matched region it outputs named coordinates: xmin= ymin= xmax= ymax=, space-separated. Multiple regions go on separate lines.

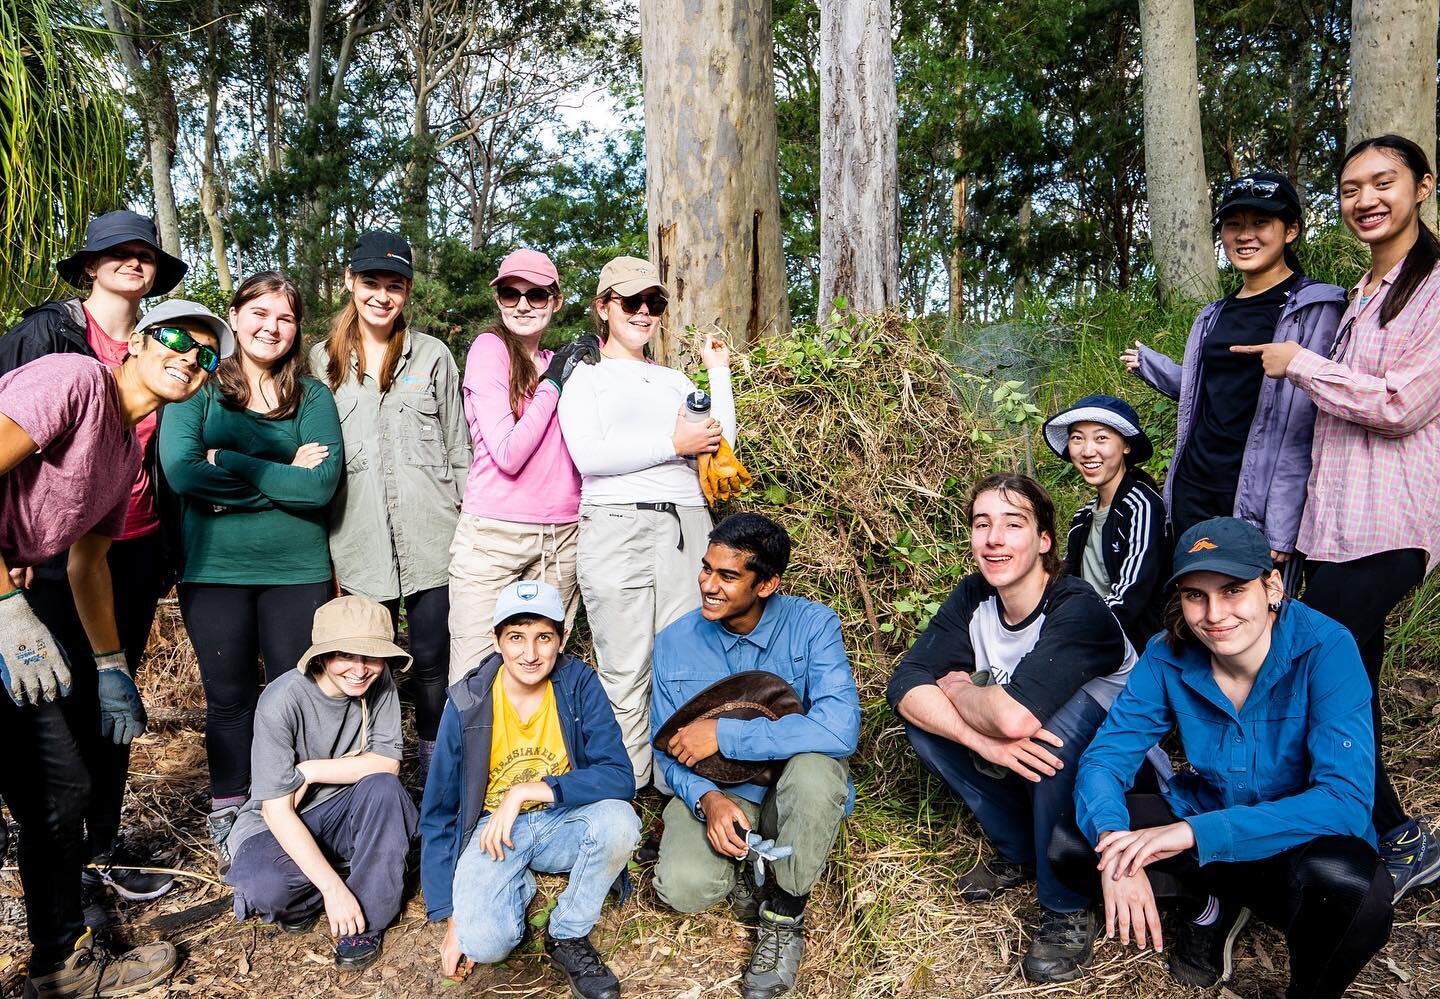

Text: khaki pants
xmin=448 ymin=515 xmax=579 ymax=683
xmin=577 ymin=502 xmax=711 ymax=786
xmin=654 ymin=754 xmax=849 ymax=911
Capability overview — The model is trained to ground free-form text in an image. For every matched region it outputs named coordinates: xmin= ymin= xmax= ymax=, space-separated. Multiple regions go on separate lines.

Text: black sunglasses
xmin=496 ymin=285 xmax=556 ymax=308
xmin=1222 ymin=177 xmax=1282 ymax=200
xmin=606 ymin=291 xmax=669 ymax=316
xmin=147 ymin=326 xmax=220 ymax=373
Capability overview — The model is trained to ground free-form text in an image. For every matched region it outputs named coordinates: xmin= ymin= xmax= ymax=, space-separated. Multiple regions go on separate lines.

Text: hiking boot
xmin=544 ymin=932 xmax=620 ymax=999
xmin=279 ymin=910 xmax=321 ymax=935
xmin=23 ymin=928 xmax=177 ymax=998
xmin=207 ymin=806 xmax=239 ymax=876
xmin=1168 ymin=898 xmax=1250 ymax=986
xmin=956 ymin=856 xmax=1034 ymax=901
xmin=334 ymin=931 xmax=383 ymax=972
xmin=728 ymin=862 xmax=768 ymax=923
xmin=82 ymin=847 xmax=176 ymax=902
xmin=1020 ymin=907 xmax=1097 ymax=983
xmin=1381 ymin=817 xmax=1440 ymax=902
xmin=741 ymin=902 xmax=805 ymax=999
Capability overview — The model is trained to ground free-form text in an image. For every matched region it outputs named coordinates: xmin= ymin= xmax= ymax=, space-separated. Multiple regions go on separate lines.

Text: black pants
xmin=1050 ymin=795 xmax=1393 ymax=999
xmin=179 ymin=580 xmax=334 ymax=801
xmin=379 ymin=585 xmax=449 ymax=742
xmin=0 ymin=594 xmax=90 ymax=970
xmin=1302 ymin=549 xmax=1426 ymax=836
xmin=24 ymin=531 xmax=169 ymax=857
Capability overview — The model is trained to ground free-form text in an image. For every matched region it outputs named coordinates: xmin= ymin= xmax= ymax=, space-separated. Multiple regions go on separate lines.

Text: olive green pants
xmin=654 ymin=753 xmax=849 ymax=912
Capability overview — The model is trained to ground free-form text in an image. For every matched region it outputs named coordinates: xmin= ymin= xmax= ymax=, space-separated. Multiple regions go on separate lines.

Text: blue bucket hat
xmin=56 ymin=211 xmax=188 ymax=295
xmin=1042 ymin=394 xmax=1153 ymax=465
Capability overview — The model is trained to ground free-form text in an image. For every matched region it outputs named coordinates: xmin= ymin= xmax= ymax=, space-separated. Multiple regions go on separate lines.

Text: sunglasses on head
xmin=1223 ymin=177 xmax=1282 ymax=200
xmin=496 ymin=285 xmax=556 ymax=308
xmin=606 ymin=291 xmax=668 ymax=316
xmin=147 ymin=326 xmax=220 ymax=373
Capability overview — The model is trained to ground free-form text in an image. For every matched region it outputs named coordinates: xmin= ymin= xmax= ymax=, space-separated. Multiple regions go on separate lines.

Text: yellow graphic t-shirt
xmin=484 ymin=674 xmax=571 ymax=811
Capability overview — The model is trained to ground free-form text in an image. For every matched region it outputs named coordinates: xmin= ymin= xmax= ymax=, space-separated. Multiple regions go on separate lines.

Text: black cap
xmin=1214 ymin=171 xmax=1301 ymax=225
xmin=1167 ymin=517 xmax=1274 ymax=589
xmin=55 ymin=211 xmax=188 ymax=295
xmin=348 ymin=230 xmax=413 ymax=280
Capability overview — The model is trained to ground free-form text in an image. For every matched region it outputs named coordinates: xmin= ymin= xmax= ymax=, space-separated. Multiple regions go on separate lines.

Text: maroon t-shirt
xmin=0 ymin=354 xmax=140 ymax=565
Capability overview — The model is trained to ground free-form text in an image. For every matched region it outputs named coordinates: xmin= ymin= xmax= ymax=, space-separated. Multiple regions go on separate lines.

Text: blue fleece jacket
xmin=418 ymin=653 xmax=635 ymax=921
xmin=1075 ymin=600 xmax=1375 ymax=865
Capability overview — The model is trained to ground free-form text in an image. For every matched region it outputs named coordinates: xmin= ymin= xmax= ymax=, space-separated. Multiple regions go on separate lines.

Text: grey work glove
xmin=742 ymin=830 xmax=794 ymax=887
xmin=0 ymin=593 xmax=71 ymax=705
xmin=95 ymin=651 xmax=147 ymax=745
xmin=541 ymin=333 xmax=602 ymax=392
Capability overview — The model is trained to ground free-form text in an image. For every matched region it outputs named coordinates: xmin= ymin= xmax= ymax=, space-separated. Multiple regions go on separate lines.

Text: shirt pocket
xmin=335 ymin=398 xmax=369 ymax=472
xmin=398 ymin=393 xmax=447 ymax=469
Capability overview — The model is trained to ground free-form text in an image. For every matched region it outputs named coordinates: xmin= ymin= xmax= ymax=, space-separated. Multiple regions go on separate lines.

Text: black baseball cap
xmin=1214 ymin=171 xmax=1302 ymax=226
xmin=348 ymin=230 xmax=413 ymax=280
xmin=1167 ymin=517 xmax=1273 ymax=589
xmin=56 ymin=211 xmax=188 ymax=295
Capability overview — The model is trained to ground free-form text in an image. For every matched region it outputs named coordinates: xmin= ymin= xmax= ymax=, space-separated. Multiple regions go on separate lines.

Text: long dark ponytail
xmin=1340 ymin=134 xmax=1440 ymax=327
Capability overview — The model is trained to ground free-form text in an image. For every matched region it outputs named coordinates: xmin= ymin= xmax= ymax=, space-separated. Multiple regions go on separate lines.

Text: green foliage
xmin=1 ymin=0 xmax=127 ymax=314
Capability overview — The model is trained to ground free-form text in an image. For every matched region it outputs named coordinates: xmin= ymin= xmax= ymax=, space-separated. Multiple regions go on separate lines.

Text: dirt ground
xmin=2 ymin=600 xmax=1439 ymax=998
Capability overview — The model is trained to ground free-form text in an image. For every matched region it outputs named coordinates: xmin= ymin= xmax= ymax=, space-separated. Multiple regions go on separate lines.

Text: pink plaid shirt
xmin=1286 ymin=258 xmax=1440 ymax=571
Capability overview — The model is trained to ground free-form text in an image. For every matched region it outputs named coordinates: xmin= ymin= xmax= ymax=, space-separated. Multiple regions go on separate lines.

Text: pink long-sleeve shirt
xmin=459 ymin=332 xmax=580 ymax=524
xmin=1287 ymin=258 xmax=1440 ymax=571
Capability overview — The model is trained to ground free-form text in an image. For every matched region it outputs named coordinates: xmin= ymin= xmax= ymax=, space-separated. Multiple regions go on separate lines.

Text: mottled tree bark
xmin=1350 ymin=0 xmax=1438 ymax=226
xmin=818 ymin=0 xmax=898 ymax=322
xmin=1137 ymin=0 xmax=1218 ymax=302
xmin=640 ymin=0 xmax=791 ymax=362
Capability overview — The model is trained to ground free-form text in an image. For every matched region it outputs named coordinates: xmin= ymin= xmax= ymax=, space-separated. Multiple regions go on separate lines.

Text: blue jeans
xmin=452 ymin=798 xmax=640 ymax=962
xmin=904 ymin=687 xmax=1107 ymax=912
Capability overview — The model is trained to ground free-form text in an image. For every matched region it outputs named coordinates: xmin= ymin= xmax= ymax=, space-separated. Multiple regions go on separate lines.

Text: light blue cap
xmin=492 ymin=580 xmax=565 ymax=630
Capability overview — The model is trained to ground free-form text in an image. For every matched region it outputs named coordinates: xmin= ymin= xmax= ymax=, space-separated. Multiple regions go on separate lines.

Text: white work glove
xmin=0 ymin=593 xmax=71 ymax=705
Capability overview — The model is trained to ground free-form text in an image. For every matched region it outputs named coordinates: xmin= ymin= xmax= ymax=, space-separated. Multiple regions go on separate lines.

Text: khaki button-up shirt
xmin=309 ymin=332 xmax=471 ymax=600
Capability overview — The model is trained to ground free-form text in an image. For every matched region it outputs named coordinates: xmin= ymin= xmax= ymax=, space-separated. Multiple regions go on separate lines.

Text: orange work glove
xmin=697 ymin=438 xmax=752 ymax=507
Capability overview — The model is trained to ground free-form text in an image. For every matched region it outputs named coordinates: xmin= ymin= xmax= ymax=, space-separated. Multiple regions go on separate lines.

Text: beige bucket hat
xmin=295 ymin=595 xmax=412 ymax=673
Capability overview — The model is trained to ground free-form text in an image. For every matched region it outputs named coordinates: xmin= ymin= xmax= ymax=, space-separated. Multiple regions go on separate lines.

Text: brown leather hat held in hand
xmin=653 ymin=671 xmax=804 ymax=785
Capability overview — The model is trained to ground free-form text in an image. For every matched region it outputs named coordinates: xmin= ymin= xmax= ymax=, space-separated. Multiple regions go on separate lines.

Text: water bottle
xmin=684 ymin=390 xmax=711 ymax=464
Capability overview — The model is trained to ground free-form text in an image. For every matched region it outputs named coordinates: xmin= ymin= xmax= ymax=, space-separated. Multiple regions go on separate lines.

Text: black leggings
xmin=24 ymin=531 xmax=169 ymax=856
xmin=1302 ymin=549 xmax=1426 ymax=836
xmin=179 ymin=580 xmax=334 ymax=801
xmin=1050 ymin=795 xmax=1393 ymax=999
xmin=378 ymin=585 xmax=449 ymax=742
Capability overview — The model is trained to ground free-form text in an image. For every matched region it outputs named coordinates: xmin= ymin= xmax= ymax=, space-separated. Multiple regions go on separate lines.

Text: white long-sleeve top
xmin=557 ymin=357 xmax=736 ymax=505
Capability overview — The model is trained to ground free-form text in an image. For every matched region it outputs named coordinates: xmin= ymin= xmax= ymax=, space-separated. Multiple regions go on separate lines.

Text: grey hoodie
xmin=1134 ymin=276 xmax=1347 ymax=554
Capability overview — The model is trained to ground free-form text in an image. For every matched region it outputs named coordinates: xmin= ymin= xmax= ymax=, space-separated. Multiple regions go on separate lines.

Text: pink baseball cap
xmin=490 ymin=248 xmax=560 ymax=287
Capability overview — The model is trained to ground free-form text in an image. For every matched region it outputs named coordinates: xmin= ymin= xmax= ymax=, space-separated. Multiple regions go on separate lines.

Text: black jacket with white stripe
xmin=1063 ymin=469 xmax=1170 ymax=651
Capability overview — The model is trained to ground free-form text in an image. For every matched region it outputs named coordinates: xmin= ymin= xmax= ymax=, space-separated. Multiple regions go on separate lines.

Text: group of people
xmin=0 ymin=129 xmax=1434 ymax=999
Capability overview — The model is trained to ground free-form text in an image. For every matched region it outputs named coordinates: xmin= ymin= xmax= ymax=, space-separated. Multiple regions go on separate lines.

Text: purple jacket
xmin=1134 ymin=276 xmax=1346 ymax=554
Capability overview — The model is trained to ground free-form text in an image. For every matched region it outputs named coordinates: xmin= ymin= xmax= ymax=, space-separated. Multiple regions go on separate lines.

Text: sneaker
xmin=956 ymin=856 xmax=1034 ymax=902
xmin=334 ymin=931 xmax=383 ymax=972
xmin=741 ymin=902 xmax=805 ymax=999
xmin=728 ymin=862 xmax=768 ymax=923
xmin=207 ymin=806 xmax=239 ymax=876
xmin=1381 ymin=817 xmax=1440 ymax=903
xmin=23 ymin=927 xmax=177 ymax=998
xmin=82 ymin=848 xmax=175 ymax=902
xmin=279 ymin=910 xmax=321 ymax=935
xmin=1020 ymin=908 xmax=1097 ymax=983
xmin=544 ymin=932 xmax=620 ymax=999
xmin=1168 ymin=898 xmax=1250 ymax=987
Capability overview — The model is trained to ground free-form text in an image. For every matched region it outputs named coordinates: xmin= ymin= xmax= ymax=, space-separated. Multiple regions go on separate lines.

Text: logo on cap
xmin=516 ymin=582 xmax=541 ymax=601
xmin=1187 ymin=538 xmax=1219 ymax=553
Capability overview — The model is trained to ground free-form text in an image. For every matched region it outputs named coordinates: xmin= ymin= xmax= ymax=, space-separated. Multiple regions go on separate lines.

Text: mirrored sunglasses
xmin=147 ymin=326 xmax=220 ymax=373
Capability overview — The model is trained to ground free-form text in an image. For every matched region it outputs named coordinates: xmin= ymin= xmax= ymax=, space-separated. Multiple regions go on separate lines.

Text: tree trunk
xmin=949 ymin=170 xmax=965 ymax=322
xmin=640 ymin=0 xmax=791 ymax=362
xmin=818 ymin=0 xmax=898 ymax=322
xmin=1350 ymin=0 xmax=1439 ymax=227
xmin=101 ymin=0 xmax=182 ymax=264
xmin=199 ymin=46 xmax=232 ymax=292
xmin=1137 ymin=0 xmax=1218 ymax=302
xmin=1013 ymin=193 xmax=1030 ymax=309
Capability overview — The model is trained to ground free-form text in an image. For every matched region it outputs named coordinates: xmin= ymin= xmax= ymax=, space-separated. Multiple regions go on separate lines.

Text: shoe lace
xmin=748 ymin=920 xmax=789 ymax=975
xmin=1037 ymin=909 xmax=1088 ymax=946
xmin=341 ymin=933 xmax=378 ymax=949
xmin=554 ymin=939 xmax=607 ymax=978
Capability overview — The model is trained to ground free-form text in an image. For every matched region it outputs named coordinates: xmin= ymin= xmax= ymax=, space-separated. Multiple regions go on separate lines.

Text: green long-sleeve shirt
xmin=158 ymin=377 xmax=343 ymax=585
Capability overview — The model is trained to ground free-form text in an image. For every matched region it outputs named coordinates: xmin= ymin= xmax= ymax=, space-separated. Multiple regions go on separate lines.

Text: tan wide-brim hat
xmin=595 ymin=256 xmax=669 ymax=298
xmin=295 ymin=595 xmax=412 ymax=673
xmin=652 ymin=671 xmax=803 ymax=785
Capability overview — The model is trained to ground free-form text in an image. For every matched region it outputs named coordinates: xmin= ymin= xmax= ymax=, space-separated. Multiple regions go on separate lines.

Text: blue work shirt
xmin=651 ymin=594 xmax=861 ymax=817
xmin=1075 ymin=600 xmax=1375 ymax=865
